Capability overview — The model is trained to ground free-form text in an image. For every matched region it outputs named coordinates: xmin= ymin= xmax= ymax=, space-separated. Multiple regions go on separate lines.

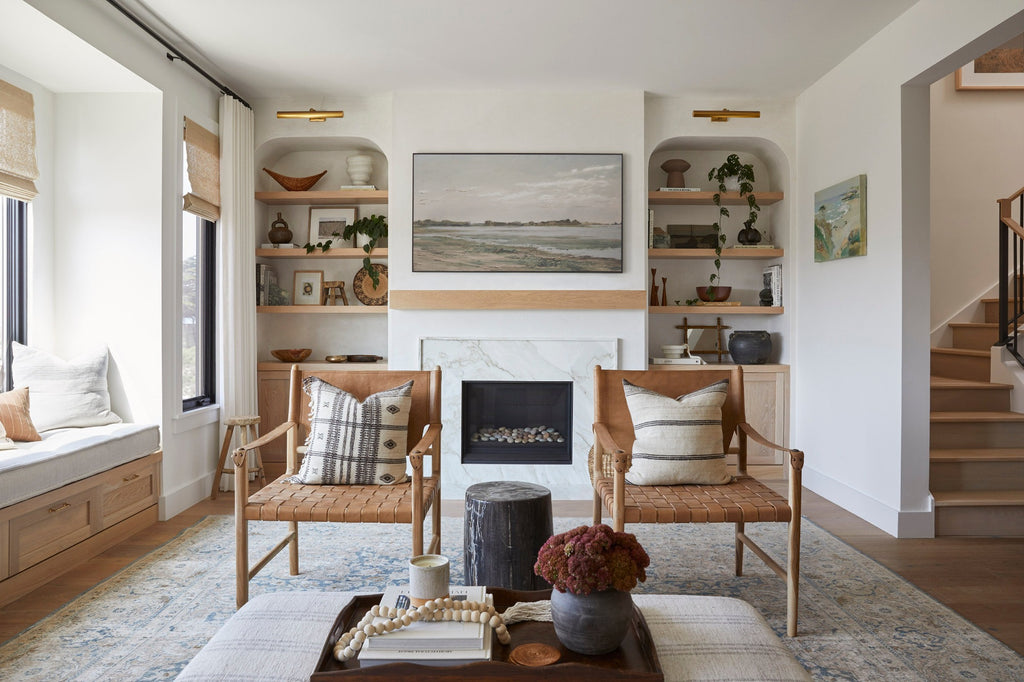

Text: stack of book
xmin=359 ymin=585 xmax=493 ymax=667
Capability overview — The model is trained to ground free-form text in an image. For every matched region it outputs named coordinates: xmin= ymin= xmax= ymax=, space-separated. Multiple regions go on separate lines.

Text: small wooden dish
xmin=271 ymin=348 xmax=312 ymax=362
xmin=325 ymin=355 xmax=348 ymax=363
xmin=263 ymin=167 xmax=328 ymax=192
xmin=510 ymin=642 xmax=561 ymax=667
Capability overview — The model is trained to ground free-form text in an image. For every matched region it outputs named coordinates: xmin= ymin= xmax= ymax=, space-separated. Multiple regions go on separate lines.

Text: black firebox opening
xmin=461 ymin=381 xmax=572 ymax=464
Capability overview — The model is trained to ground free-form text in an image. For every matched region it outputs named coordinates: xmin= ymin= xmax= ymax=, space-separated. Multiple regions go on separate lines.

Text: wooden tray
xmin=310 ymin=588 xmax=663 ymax=680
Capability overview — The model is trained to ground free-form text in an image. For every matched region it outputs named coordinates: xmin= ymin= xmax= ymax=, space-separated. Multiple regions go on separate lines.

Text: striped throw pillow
xmin=0 ymin=386 xmax=42 ymax=442
xmin=289 ymin=377 xmax=413 ymax=485
xmin=622 ymin=379 xmax=732 ymax=485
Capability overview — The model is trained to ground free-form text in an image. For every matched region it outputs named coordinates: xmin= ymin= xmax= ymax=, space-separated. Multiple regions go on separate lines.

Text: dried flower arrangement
xmin=534 ymin=524 xmax=650 ymax=595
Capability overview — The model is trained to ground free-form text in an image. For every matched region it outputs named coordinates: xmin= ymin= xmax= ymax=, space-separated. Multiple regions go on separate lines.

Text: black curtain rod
xmin=104 ymin=0 xmax=251 ymax=109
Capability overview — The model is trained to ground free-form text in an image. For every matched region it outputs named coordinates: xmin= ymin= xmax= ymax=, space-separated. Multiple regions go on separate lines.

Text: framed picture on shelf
xmin=412 ymin=153 xmax=623 ymax=272
xmin=956 ymin=33 xmax=1024 ymax=90
xmin=308 ymin=206 xmax=357 ymax=246
xmin=293 ymin=270 xmax=324 ymax=305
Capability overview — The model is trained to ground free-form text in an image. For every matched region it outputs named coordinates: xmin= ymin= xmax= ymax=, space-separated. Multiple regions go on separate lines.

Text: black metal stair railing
xmin=997 ymin=187 xmax=1024 ymax=367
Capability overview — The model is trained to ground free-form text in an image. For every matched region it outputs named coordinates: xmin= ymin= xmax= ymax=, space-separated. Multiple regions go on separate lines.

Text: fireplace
xmin=461 ymin=381 xmax=573 ymax=464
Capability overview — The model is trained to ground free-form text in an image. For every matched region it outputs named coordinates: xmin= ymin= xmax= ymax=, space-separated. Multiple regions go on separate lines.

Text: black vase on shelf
xmin=737 ymin=219 xmax=761 ymax=245
xmin=728 ymin=330 xmax=772 ymax=364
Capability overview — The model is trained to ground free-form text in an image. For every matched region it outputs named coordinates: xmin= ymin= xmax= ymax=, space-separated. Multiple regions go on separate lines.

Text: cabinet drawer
xmin=9 ymin=488 xmax=100 ymax=574
xmin=100 ymin=456 xmax=161 ymax=527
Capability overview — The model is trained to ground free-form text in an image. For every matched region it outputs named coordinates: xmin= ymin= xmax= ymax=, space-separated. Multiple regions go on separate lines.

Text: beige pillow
xmin=288 ymin=377 xmax=413 ymax=485
xmin=622 ymin=379 xmax=732 ymax=485
xmin=0 ymin=386 xmax=42 ymax=442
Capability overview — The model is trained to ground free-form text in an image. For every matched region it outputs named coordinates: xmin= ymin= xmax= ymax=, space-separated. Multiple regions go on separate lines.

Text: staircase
xmin=930 ymin=296 xmax=1024 ymax=537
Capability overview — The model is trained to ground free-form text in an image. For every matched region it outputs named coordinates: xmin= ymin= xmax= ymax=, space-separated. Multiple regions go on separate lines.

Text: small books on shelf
xmin=734 ymin=244 xmax=776 ymax=249
xmin=338 ymin=184 xmax=376 ymax=190
xmin=657 ymin=187 xmax=702 ymax=192
xmin=260 ymin=243 xmax=300 ymax=249
xmin=359 ymin=585 xmax=492 ymax=667
xmin=763 ymin=264 xmax=783 ymax=307
xmin=652 ymin=357 xmax=704 ymax=365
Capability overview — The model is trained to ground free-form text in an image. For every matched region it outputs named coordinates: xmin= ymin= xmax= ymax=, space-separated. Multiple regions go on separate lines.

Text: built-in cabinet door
xmin=739 ymin=367 xmax=789 ymax=465
xmin=257 ymin=369 xmax=291 ymax=480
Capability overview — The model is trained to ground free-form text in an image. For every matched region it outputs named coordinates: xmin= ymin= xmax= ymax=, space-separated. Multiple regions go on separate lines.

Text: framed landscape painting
xmin=814 ymin=175 xmax=866 ymax=262
xmin=956 ymin=33 xmax=1024 ymax=90
xmin=412 ymin=153 xmax=623 ymax=272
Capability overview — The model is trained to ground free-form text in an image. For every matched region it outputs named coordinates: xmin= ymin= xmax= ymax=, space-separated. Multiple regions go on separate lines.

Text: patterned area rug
xmin=0 ymin=515 xmax=1021 ymax=681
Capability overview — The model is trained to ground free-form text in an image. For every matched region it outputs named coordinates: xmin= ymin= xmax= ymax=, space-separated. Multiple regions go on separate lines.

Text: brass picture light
xmin=276 ymin=108 xmax=345 ymax=122
xmin=692 ymin=109 xmax=761 ymax=122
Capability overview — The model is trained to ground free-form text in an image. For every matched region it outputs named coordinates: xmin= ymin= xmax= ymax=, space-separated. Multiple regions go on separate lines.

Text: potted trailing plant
xmin=344 ymin=214 xmax=388 ymax=288
xmin=686 ymin=154 xmax=761 ymax=304
xmin=534 ymin=524 xmax=650 ymax=655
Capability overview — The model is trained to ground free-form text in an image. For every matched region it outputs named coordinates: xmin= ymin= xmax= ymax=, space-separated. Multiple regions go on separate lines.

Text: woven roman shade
xmin=183 ymin=117 xmax=220 ymax=221
xmin=0 ymin=79 xmax=40 ymax=202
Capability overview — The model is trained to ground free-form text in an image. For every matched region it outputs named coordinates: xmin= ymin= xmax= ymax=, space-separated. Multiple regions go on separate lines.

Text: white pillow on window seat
xmin=12 ymin=342 xmax=122 ymax=432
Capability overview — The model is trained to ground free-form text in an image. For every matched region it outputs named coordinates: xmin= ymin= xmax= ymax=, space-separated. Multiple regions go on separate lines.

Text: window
xmin=182 ymin=212 xmax=215 ymax=410
xmin=1 ymin=197 xmax=26 ymax=391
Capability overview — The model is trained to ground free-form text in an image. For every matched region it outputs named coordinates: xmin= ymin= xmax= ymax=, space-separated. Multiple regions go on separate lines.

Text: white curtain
xmin=217 ymin=95 xmax=256 ymax=490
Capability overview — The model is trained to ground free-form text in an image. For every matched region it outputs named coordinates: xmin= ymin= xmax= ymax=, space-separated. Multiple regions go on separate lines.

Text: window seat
xmin=0 ymin=423 xmax=161 ymax=607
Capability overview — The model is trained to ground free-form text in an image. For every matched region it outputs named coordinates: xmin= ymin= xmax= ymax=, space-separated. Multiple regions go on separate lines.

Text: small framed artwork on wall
xmin=956 ymin=33 xmax=1024 ymax=90
xmin=293 ymin=270 xmax=324 ymax=305
xmin=308 ymin=206 xmax=357 ymax=247
xmin=814 ymin=175 xmax=866 ymax=262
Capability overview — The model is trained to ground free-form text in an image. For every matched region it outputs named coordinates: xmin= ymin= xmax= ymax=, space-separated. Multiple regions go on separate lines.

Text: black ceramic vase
xmin=550 ymin=588 xmax=633 ymax=655
xmin=737 ymin=219 xmax=761 ymax=245
xmin=728 ymin=330 xmax=772 ymax=364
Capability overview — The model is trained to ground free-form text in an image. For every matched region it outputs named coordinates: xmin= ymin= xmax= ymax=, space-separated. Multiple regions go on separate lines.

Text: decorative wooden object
xmin=262 ymin=167 xmax=328 ymax=192
xmin=464 ymin=481 xmax=553 ymax=591
xmin=660 ymin=277 xmax=667 ymax=306
xmin=321 ymin=281 xmax=349 ymax=306
xmin=649 ymin=268 xmax=659 ymax=306
xmin=675 ymin=317 xmax=731 ymax=363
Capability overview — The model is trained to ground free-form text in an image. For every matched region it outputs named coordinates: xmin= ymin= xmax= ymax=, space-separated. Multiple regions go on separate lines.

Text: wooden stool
xmin=464 ymin=481 xmax=553 ymax=590
xmin=322 ymin=280 xmax=348 ymax=306
xmin=211 ymin=416 xmax=266 ymax=499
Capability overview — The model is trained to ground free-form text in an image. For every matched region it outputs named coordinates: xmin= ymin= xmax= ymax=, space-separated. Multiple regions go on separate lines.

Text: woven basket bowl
xmin=263 ymin=167 xmax=328 ymax=192
xmin=271 ymin=348 xmax=312 ymax=362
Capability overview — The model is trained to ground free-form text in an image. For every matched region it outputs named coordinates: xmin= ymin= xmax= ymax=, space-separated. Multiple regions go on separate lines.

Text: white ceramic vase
xmin=346 ymin=154 xmax=373 ymax=185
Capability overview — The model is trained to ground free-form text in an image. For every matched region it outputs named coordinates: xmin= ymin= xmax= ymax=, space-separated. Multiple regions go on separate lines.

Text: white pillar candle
xmin=408 ymin=554 xmax=450 ymax=606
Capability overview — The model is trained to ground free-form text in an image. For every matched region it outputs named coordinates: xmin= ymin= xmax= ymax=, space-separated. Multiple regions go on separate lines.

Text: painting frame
xmin=814 ymin=174 xmax=867 ymax=263
xmin=956 ymin=33 xmax=1024 ymax=90
xmin=412 ymin=152 xmax=623 ymax=273
xmin=307 ymin=206 xmax=357 ymax=247
xmin=293 ymin=270 xmax=324 ymax=306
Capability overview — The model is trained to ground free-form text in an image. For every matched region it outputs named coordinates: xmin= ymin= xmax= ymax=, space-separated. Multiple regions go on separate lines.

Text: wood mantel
xmin=388 ymin=290 xmax=647 ymax=310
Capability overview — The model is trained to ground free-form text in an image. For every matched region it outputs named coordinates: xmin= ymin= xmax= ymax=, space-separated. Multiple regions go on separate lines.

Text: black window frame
xmin=182 ymin=215 xmax=216 ymax=411
xmin=3 ymin=197 xmax=27 ymax=392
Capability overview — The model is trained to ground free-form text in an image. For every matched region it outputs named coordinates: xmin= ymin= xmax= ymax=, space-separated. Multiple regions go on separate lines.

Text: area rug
xmin=0 ymin=516 xmax=1021 ymax=681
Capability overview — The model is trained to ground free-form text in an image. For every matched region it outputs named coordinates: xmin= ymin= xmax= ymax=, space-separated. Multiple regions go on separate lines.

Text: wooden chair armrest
xmin=737 ymin=422 xmax=805 ymax=471
xmin=233 ymin=421 xmax=296 ymax=464
xmin=593 ymin=423 xmax=630 ymax=475
xmin=408 ymin=423 xmax=442 ymax=473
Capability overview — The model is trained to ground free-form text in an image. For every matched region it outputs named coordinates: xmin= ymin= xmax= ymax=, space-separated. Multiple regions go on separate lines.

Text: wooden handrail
xmin=1000 ymin=214 xmax=1024 ymax=241
xmin=1001 ymin=186 xmax=1024 ymax=204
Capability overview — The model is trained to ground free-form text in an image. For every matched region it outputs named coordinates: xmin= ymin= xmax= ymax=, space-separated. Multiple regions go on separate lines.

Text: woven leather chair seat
xmin=245 ymin=474 xmax=439 ymax=524
xmin=593 ymin=475 xmax=792 ymax=524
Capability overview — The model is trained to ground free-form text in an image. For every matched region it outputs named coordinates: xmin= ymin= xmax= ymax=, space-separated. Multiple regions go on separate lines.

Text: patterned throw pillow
xmin=0 ymin=386 xmax=42 ymax=442
xmin=622 ymin=379 xmax=732 ymax=485
xmin=289 ymin=377 xmax=413 ymax=485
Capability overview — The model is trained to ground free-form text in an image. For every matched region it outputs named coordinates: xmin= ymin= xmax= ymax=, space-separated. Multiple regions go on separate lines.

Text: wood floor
xmin=2 ymin=480 xmax=1022 ymax=657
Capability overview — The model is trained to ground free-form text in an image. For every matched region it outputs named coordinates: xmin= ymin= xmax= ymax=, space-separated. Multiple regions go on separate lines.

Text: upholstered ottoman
xmin=175 ymin=591 xmax=810 ymax=681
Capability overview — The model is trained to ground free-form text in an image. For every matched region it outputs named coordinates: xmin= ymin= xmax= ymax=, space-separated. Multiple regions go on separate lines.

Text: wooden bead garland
xmin=332 ymin=596 xmax=512 ymax=662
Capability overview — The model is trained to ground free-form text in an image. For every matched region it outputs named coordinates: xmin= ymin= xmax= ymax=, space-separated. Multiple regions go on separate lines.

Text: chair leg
xmin=786 ymin=518 xmax=801 ymax=637
xmin=234 ymin=462 xmax=249 ymax=608
xmin=289 ymin=520 xmax=299 ymax=576
xmin=735 ymin=520 xmax=745 ymax=576
xmin=212 ymin=424 xmax=235 ymax=500
xmin=592 ymin=490 xmax=602 ymax=525
xmin=431 ymin=490 xmax=442 ymax=554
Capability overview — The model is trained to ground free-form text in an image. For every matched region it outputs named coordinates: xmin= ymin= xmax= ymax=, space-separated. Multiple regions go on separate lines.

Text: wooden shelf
xmin=649 ymin=248 xmax=783 ymax=259
xmin=258 ymin=361 xmax=388 ymax=371
xmin=255 ymin=190 xmax=388 ymax=205
xmin=648 ymin=191 xmax=783 ymax=205
xmin=257 ymin=305 xmax=387 ymax=314
xmin=389 ymin=289 xmax=646 ymax=310
xmin=649 ymin=305 xmax=784 ymax=315
xmin=256 ymin=248 xmax=388 ymax=259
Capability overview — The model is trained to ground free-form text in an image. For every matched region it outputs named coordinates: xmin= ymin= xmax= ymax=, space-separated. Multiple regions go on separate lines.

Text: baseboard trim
xmin=160 ymin=473 xmax=214 ymax=520
xmin=803 ymin=468 xmax=934 ymax=538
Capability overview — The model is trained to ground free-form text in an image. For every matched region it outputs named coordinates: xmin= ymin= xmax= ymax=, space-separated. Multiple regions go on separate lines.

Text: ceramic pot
xmin=723 ymin=175 xmax=741 ymax=192
xmin=728 ymin=330 xmax=772 ymax=364
xmin=550 ymin=588 xmax=633 ymax=655
xmin=696 ymin=285 xmax=732 ymax=302
xmin=346 ymin=154 xmax=373 ymax=185
xmin=737 ymin=219 xmax=761 ymax=245
xmin=267 ymin=212 xmax=292 ymax=244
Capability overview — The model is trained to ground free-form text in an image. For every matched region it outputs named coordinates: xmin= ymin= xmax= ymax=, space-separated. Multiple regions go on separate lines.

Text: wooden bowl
xmin=263 ymin=168 xmax=328 ymax=192
xmin=696 ymin=286 xmax=732 ymax=302
xmin=271 ymin=348 xmax=312 ymax=362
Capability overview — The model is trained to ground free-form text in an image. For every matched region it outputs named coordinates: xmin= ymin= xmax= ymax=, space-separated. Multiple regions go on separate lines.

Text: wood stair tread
xmin=930 ymin=377 xmax=1011 ymax=390
xmin=931 ymin=411 xmax=1024 ymax=423
xmin=933 ymin=490 xmax=1024 ymax=507
xmin=930 ymin=448 xmax=1024 ymax=462
xmin=930 ymin=347 xmax=991 ymax=358
xmin=949 ymin=322 xmax=999 ymax=329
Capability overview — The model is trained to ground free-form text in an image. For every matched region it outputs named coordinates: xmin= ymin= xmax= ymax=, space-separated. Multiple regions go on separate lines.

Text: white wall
xmin=794 ymin=0 xmax=1024 ymax=537
xmin=930 ymin=72 xmax=1024 ymax=341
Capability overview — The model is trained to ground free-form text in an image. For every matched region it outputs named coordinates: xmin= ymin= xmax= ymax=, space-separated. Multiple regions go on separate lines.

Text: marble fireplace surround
xmin=419 ymin=338 xmax=618 ymax=500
